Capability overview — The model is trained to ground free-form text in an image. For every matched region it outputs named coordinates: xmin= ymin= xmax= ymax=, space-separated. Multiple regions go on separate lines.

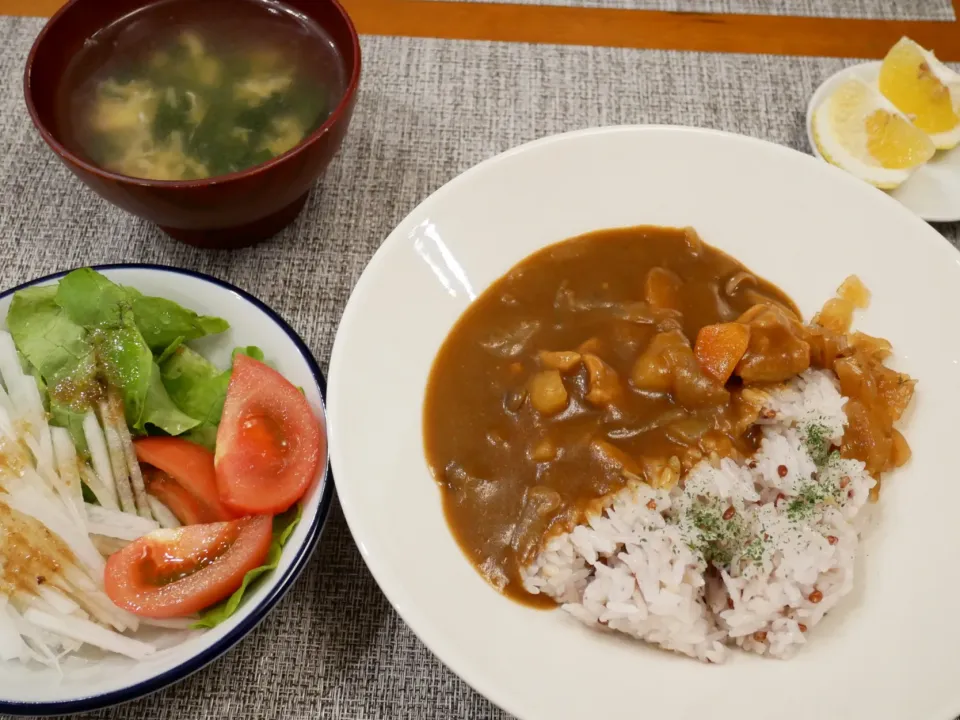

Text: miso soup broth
xmin=55 ymin=0 xmax=347 ymax=181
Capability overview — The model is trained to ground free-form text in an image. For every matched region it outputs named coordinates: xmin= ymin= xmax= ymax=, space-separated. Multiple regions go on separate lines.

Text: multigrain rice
xmin=522 ymin=369 xmax=874 ymax=662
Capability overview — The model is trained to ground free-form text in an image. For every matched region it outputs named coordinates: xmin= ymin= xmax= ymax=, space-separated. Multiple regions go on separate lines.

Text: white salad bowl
xmin=0 ymin=265 xmax=332 ymax=715
xmin=328 ymin=126 xmax=960 ymax=720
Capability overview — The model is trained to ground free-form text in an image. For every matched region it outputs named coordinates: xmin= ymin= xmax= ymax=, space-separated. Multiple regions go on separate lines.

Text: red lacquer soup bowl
xmin=24 ymin=0 xmax=360 ymax=249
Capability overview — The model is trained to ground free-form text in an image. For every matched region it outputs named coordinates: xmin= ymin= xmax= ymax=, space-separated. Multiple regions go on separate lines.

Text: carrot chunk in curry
xmin=694 ymin=322 xmax=751 ymax=383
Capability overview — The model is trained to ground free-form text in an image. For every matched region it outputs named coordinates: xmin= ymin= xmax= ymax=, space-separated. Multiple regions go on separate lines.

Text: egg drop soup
xmin=54 ymin=0 xmax=347 ymax=181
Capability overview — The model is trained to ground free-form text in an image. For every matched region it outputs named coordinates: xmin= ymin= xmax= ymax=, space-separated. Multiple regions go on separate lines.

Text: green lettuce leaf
xmin=160 ymin=345 xmax=263 ymax=449
xmin=124 ymin=287 xmax=229 ymax=354
xmin=7 ymin=285 xmax=103 ymax=451
xmin=158 ymin=347 xmax=220 ymax=421
xmin=54 ymin=268 xmax=128 ymax=327
xmin=156 ymin=336 xmax=185 ymax=365
xmin=52 ymin=269 xmax=202 ymax=436
xmin=22 ymin=356 xmax=49 ymax=412
xmin=93 ymin=310 xmax=153 ymax=426
xmin=182 ymin=425 xmax=218 ymax=450
xmin=140 ymin=362 xmax=201 ymax=435
xmin=234 ymin=345 xmax=264 ymax=363
xmin=54 ymin=269 xmax=228 ymax=354
xmin=6 ymin=285 xmax=96 ymax=393
xmin=191 ymin=504 xmax=302 ymax=629
xmin=6 ymin=269 xmax=236 ymax=441
xmin=81 ymin=482 xmax=99 ymax=504
xmin=50 ymin=400 xmax=89 ymax=453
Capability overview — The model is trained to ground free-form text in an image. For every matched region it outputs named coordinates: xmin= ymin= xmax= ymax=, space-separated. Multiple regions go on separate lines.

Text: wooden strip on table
xmin=7 ymin=0 xmax=960 ymax=59
xmin=344 ymin=0 xmax=960 ymax=59
xmin=4 ymin=0 xmax=62 ymax=15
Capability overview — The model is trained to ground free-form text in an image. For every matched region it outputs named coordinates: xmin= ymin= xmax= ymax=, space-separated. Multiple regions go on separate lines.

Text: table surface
xmin=430 ymin=0 xmax=956 ymax=19
xmin=0 ymin=4 xmax=958 ymax=719
xmin=5 ymin=0 xmax=960 ymax=59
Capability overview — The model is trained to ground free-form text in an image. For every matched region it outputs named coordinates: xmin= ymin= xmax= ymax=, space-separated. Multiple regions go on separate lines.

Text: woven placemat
xmin=421 ymin=0 xmax=955 ymax=21
xmin=0 ymin=15 xmax=956 ymax=720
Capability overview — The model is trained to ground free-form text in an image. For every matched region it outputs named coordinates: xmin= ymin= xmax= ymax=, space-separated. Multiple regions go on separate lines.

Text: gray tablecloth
xmin=427 ymin=0 xmax=955 ymax=21
xmin=0 ymin=15 xmax=957 ymax=720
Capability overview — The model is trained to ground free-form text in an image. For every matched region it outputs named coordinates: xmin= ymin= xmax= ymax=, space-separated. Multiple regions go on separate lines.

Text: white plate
xmin=328 ymin=126 xmax=960 ymax=720
xmin=806 ymin=61 xmax=960 ymax=222
xmin=0 ymin=265 xmax=332 ymax=716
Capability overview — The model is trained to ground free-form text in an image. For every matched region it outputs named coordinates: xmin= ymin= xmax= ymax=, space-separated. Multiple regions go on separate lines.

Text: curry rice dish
xmin=423 ymin=225 xmax=914 ymax=662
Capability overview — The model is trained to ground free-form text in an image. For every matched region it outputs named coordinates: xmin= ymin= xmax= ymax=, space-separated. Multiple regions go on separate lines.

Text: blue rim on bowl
xmin=0 ymin=264 xmax=334 ymax=717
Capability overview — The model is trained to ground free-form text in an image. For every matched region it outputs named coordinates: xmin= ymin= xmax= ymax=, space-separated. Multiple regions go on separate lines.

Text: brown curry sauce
xmin=422 ymin=226 xmax=913 ymax=607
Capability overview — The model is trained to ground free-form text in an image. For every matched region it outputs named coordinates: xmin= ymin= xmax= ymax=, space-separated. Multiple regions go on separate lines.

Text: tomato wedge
xmin=143 ymin=467 xmax=220 ymax=526
xmin=214 ymin=354 xmax=323 ymax=514
xmin=135 ymin=437 xmax=237 ymax=523
xmin=104 ymin=516 xmax=273 ymax=618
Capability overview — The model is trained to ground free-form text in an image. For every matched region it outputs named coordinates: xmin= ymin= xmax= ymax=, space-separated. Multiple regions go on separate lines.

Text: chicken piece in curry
xmin=422 ymin=226 xmax=914 ymax=606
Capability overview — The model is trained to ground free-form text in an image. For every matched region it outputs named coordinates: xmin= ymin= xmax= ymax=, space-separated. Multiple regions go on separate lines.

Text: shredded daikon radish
xmin=51 ymin=428 xmax=87 ymax=520
xmin=36 ymin=586 xmax=82 ymax=617
xmin=0 ymin=400 xmax=16 ymax=442
xmin=0 ymin=329 xmax=187 ymax=669
xmin=83 ymin=411 xmax=117 ymax=505
xmin=114 ymin=413 xmax=153 ymax=520
xmin=22 ymin=433 xmax=86 ymax=533
xmin=23 ymin=380 xmax=55 ymax=468
xmin=0 ymin=382 xmax=13 ymax=417
xmin=3 ymin=480 xmax=105 ymax=578
xmin=7 ymin=605 xmax=59 ymax=670
xmin=59 ymin=568 xmax=136 ymax=633
xmin=98 ymin=400 xmax=137 ymax=515
xmin=14 ymin=460 xmax=58 ymax=503
xmin=80 ymin=464 xmax=119 ymax=511
xmin=0 ymin=340 xmax=48 ymax=464
xmin=90 ymin=535 xmax=130 ymax=557
xmin=0 ymin=434 xmax=27 ymax=484
xmin=138 ymin=616 xmax=196 ymax=630
xmin=22 ymin=428 xmax=57 ymax=484
xmin=24 ymin=608 xmax=156 ymax=661
xmin=147 ymin=496 xmax=181 ymax=529
xmin=85 ymin=504 xmax=158 ymax=541
xmin=55 ymin=638 xmax=84 ymax=659
xmin=13 ymin=464 xmax=62 ymax=507
xmin=0 ymin=598 xmax=27 ymax=662
xmin=14 ymin=592 xmax=65 ymax=622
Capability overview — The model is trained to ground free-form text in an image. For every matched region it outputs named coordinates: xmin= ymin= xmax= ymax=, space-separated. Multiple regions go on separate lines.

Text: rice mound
xmin=521 ymin=369 xmax=875 ymax=662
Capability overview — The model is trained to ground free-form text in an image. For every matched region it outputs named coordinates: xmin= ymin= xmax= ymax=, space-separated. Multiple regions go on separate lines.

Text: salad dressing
xmin=0 ymin=503 xmax=71 ymax=596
